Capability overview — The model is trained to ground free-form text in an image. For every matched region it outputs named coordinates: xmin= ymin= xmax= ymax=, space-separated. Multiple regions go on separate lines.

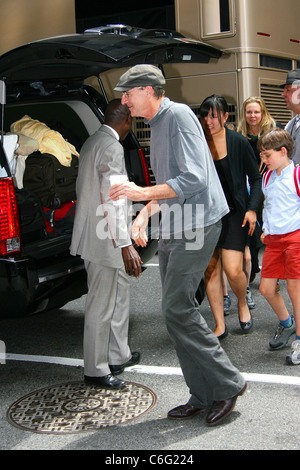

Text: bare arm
xmin=242 ymin=210 xmax=257 ymax=236
xmin=109 ymin=181 xmax=178 ymax=202
xmin=131 ymin=200 xmax=161 ymax=247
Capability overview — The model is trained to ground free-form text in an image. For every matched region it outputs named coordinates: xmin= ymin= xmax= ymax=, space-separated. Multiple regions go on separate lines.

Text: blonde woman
xmin=237 ymin=97 xmax=282 ymax=173
xmin=237 ymin=97 xmax=281 ymax=304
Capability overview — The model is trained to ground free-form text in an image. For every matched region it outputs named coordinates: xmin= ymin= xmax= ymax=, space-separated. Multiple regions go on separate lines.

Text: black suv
xmin=0 ymin=26 xmax=221 ymax=319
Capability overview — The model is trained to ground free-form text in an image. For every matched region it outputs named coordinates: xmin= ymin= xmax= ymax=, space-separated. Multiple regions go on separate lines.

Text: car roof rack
xmin=84 ymin=24 xmax=184 ymax=39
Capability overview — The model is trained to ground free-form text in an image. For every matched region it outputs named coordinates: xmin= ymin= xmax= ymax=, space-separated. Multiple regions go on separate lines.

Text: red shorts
xmin=261 ymin=229 xmax=300 ymax=279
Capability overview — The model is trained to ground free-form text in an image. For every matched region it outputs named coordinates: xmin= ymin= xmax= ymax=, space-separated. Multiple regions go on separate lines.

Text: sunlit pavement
xmin=0 ymin=255 xmax=299 ymax=451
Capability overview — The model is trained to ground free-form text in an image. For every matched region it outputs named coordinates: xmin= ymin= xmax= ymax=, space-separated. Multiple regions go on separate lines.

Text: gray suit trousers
xmin=83 ymin=261 xmax=131 ymax=377
xmin=158 ymin=222 xmax=245 ymax=408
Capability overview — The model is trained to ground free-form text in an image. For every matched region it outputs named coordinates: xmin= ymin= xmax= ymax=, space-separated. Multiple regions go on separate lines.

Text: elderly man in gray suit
xmin=70 ymin=99 xmax=142 ymax=389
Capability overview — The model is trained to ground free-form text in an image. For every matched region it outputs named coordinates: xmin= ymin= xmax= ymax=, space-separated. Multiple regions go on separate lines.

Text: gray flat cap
xmin=281 ymin=69 xmax=300 ymax=87
xmin=114 ymin=64 xmax=166 ymax=91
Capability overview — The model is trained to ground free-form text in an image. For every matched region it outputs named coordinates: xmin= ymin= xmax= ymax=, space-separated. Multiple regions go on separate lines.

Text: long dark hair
xmin=199 ymin=95 xmax=228 ymax=126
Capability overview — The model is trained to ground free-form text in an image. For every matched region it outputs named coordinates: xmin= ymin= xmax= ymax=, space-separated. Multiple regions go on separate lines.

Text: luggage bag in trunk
xmin=23 ymin=151 xmax=78 ymax=209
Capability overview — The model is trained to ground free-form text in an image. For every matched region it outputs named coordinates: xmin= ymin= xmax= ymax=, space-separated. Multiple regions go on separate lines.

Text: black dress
xmin=214 ymin=156 xmax=249 ymax=252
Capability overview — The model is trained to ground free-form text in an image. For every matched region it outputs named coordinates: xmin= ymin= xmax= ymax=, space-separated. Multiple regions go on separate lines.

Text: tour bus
xmin=170 ymin=0 xmax=300 ymax=126
xmin=109 ymin=0 xmax=300 ymax=162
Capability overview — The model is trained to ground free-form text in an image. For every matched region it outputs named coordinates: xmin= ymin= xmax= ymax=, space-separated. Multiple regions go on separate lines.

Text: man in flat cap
xmin=110 ymin=64 xmax=247 ymax=426
xmin=282 ymin=69 xmax=300 ymax=164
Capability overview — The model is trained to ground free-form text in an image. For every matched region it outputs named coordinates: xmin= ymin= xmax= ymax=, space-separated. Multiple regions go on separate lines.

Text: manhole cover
xmin=7 ymin=381 xmax=157 ymax=434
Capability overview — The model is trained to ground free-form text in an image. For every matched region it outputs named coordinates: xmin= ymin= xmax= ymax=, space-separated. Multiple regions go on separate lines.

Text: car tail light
xmin=0 ymin=178 xmax=21 ymax=255
xmin=138 ymin=148 xmax=151 ymax=187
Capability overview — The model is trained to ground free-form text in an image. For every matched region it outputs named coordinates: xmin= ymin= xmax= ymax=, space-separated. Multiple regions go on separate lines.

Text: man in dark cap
xmin=282 ymin=69 xmax=300 ymax=164
xmin=110 ymin=64 xmax=247 ymax=426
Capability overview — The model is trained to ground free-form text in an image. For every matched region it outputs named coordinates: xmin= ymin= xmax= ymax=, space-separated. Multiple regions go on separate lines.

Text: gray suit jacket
xmin=70 ymin=125 xmax=131 ymax=268
xmin=285 ymin=116 xmax=300 ymax=164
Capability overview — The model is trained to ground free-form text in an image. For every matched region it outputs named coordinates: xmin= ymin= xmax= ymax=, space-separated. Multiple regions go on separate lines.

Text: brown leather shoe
xmin=167 ymin=403 xmax=205 ymax=419
xmin=206 ymin=383 xmax=247 ymax=426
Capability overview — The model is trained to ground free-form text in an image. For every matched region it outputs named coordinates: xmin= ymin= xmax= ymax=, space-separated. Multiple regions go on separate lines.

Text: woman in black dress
xmin=199 ymin=95 xmax=262 ymax=338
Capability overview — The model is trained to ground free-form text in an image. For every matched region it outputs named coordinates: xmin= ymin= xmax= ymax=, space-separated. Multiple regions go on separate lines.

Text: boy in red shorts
xmin=258 ymin=128 xmax=300 ymax=365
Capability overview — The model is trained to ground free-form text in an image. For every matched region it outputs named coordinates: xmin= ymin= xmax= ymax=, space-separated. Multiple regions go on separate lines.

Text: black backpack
xmin=23 ymin=151 xmax=78 ymax=209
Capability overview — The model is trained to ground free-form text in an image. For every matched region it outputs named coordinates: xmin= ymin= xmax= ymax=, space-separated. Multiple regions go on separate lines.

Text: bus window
xmin=200 ymin=0 xmax=235 ymax=39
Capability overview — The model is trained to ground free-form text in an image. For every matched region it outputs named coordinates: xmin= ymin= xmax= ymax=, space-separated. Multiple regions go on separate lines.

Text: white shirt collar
xmin=103 ymin=124 xmax=119 ymax=141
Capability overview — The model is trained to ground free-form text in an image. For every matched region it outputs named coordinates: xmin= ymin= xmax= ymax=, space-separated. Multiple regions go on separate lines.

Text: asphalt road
xmin=0 ymin=254 xmax=299 ymax=452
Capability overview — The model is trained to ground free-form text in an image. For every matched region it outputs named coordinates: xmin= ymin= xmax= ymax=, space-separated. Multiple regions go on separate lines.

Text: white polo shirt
xmin=262 ymin=161 xmax=300 ymax=235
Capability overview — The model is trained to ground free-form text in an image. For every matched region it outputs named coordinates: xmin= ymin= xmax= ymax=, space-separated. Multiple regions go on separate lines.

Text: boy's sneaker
xmin=286 ymin=340 xmax=300 ymax=365
xmin=269 ymin=319 xmax=296 ymax=350
xmin=223 ymin=295 xmax=231 ymax=315
xmin=246 ymin=287 xmax=256 ymax=309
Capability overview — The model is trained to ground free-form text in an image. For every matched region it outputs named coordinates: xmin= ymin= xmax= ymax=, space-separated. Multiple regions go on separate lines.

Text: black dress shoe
xmin=109 ymin=351 xmax=140 ymax=375
xmin=206 ymin=382 xmax=247 ymax=426
xmin=167 ymin=403 xmax=205 ymax=419
xmin=84 ymin=373 xmax=126 ymax=389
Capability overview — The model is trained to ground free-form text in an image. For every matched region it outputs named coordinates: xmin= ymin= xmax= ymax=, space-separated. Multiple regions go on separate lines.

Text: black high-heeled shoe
xmin=217 ymin=326 xmax=228 ymax=340
xmin=239 ymin=313 xmax=253 ymax=332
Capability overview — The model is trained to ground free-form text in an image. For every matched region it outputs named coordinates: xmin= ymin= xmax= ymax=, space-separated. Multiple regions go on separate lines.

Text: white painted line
xmin=5 ymin=353 xmax=84 ymax=367
xmin=242 ymin=372 xmax=300 ymax=386
xmin=4 ymin=353 xmax=300 ymax=386
xmin=130 ymin=366 xmax=300 ymax=386
xmin=129 ymin=365 xmax=182 ymax=375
